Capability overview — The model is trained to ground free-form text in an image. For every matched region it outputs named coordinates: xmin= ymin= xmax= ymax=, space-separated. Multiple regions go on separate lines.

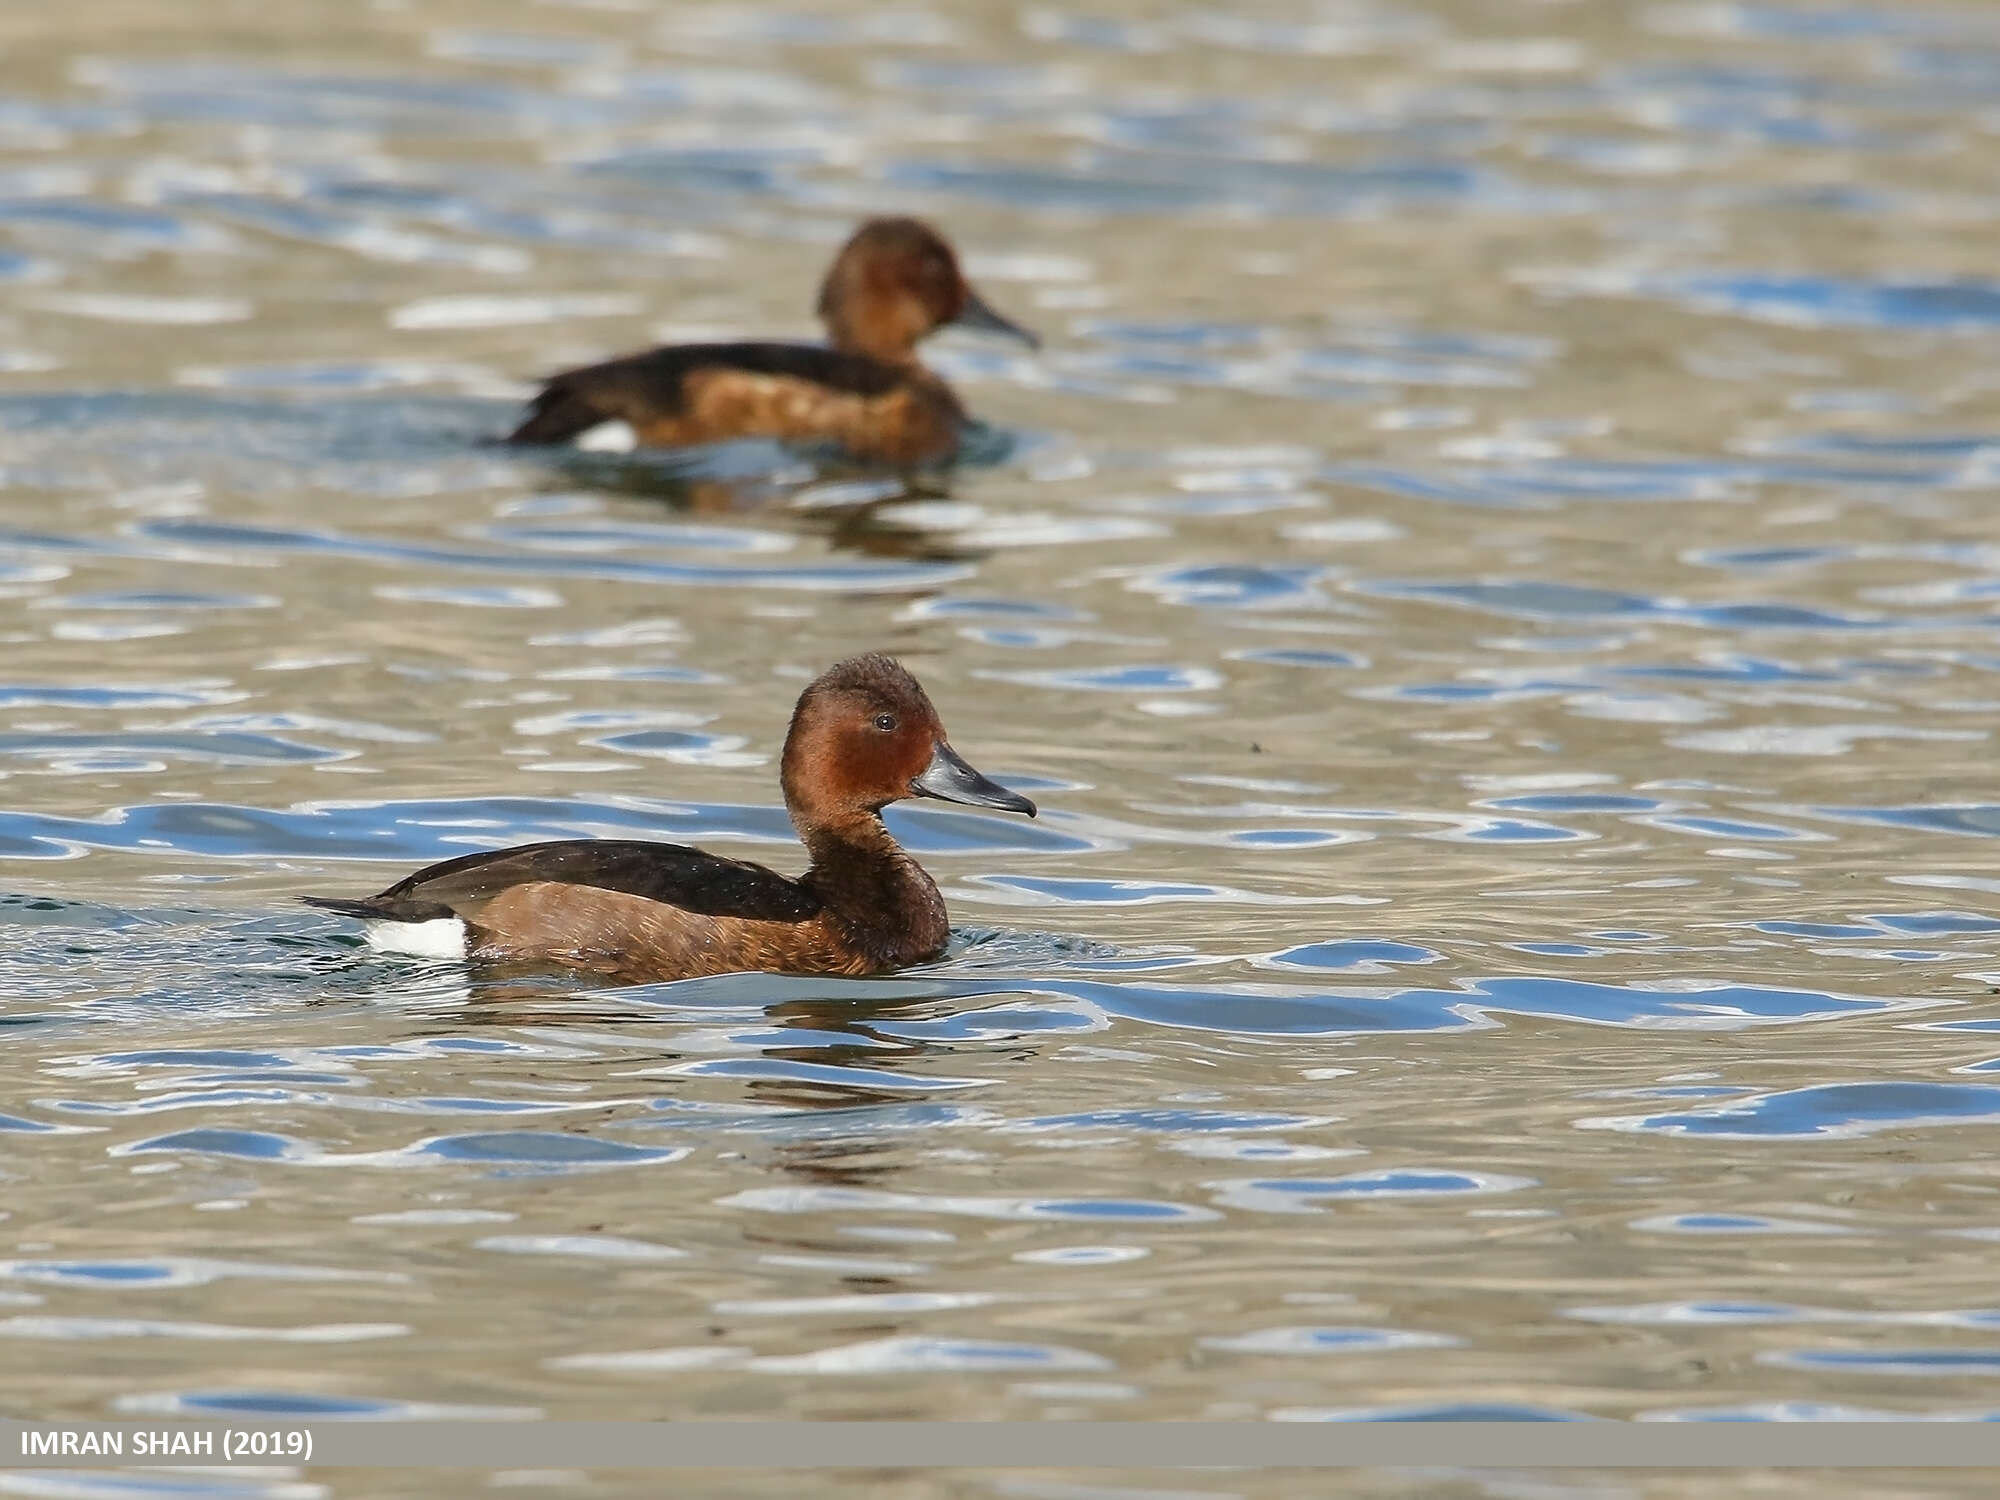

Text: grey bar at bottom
xmin=3 ymin=1422 xmax=1996 ymax=1468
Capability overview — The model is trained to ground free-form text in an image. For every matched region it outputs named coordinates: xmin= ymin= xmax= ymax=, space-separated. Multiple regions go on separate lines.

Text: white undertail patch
xmin=363 ymin=917 xmax=468 ymax=960
xmin=574 ymin=419 xmax=638 ymax=454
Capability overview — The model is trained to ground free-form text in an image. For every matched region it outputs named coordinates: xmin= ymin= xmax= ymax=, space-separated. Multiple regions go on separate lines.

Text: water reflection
xmin=537 ymin=455 xmax=986 ymax=563
xmin=8 ymin=0 xmax=2000 ymax=1453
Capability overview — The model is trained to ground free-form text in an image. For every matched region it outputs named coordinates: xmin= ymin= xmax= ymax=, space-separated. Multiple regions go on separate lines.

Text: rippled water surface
xmin=8 ymin=0 xmax=2000 ymax=1492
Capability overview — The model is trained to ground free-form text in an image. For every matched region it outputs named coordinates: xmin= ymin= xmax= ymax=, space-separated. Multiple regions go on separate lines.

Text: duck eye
xmin=874 ymin=713 xmax=897 ymax=733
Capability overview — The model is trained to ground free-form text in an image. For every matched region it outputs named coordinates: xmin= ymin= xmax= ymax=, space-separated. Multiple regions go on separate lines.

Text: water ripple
xmin=1580 ymin=1082 xmax=2000 ymax=1139
xmin=9 ymin=0 xmax=2000 ymax=1433
xmin=719 ymin=1186 xmax=1219 ymax=1223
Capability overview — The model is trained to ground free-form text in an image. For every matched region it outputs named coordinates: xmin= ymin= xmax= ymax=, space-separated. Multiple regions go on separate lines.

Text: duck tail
xmin=300 ymin=895 xmax=389 ymax=920
xmin=303 ymin=893 xmax=463 ymax=924
xmin=504 ymin=381 xmax=606 ymax=445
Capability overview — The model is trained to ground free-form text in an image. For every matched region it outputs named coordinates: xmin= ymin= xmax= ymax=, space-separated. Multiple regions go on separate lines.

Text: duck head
xmin=780 ymin=653 xmax=1037 ymax=837
xmin=816 ymin=217 xmax=1040 ymax=364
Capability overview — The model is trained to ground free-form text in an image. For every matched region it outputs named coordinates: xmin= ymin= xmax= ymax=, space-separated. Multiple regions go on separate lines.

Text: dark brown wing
xmin=303 ymin=838 xmax=821 ymax=925
xmin=505 ymin=342 xmax=907 ymax=445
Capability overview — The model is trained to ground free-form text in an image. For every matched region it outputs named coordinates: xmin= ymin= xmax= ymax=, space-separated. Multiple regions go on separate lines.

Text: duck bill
xmin=911 ymin=741 xmax=1037 ymax=817
xmin=953 ymin=286 xmax=1040 ymax=350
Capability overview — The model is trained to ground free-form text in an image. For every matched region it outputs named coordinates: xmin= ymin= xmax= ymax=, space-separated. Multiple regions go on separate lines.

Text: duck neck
xmin=825 ymin=308 xmax=925 ymax=367
xmin=800 ymin=813 xmax=950 ymax=967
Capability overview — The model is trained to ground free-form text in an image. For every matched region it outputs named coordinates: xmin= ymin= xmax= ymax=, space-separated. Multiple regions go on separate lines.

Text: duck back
xmin=505 ymin=341 xmax=961 ymax=463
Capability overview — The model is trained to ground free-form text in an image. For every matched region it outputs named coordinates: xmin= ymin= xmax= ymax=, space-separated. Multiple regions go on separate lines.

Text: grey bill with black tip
xmin=952 ymin=287 xmax=1040 ymax=350
xmin=911 ymin=741 xmax=1037 ymax=817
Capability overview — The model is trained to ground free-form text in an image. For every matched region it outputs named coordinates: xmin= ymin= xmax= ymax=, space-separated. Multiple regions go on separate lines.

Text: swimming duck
xmin=303 ymin=655 xmax=1037 ymax=979
xmin=504 ymin=218 xmax=1038 ymax=467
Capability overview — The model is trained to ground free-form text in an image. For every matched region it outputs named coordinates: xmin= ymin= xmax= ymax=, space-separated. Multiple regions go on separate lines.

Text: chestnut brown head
xmin=779 ymin=653 xmax=1036 ymax=835
xmin=815 ymin=217 xmax=1039 ymax=363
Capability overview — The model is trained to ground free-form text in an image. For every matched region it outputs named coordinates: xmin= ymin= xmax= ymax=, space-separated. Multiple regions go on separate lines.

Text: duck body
xmin=304 ymin=831 xmax=943 ymax=977
xmin=505 ymin=341 xmax=968 ymax=468
xmin=303 ymin=655 xmax=1036 ymax=981
xmin=503 ymin=217 xmax=1035 ymax=467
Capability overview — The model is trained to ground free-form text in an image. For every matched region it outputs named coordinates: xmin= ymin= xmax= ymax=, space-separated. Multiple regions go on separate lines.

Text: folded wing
xmin=303 ymin=838 xmax=821 ymax=926
xmin=506 ymin=342 xmax=906 ymax=445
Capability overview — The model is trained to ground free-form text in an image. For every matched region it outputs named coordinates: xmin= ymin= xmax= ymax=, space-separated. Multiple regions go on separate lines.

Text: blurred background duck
xmin=504 ymin=217 xmax=1039 ymax=468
